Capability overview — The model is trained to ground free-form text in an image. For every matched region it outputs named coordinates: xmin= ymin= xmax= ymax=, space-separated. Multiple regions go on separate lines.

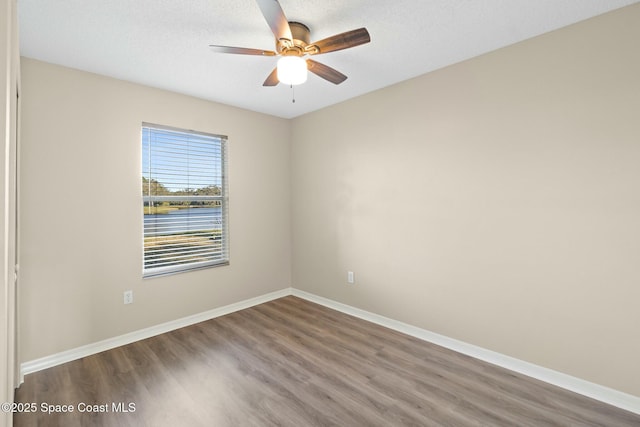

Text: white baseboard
xmin=291 ymin=289 xmax=640 ymax=415
xmin=20 ymin=287 xmax=291 ymax=378
xmin=21 ymin=286 xmax=640 ymax=415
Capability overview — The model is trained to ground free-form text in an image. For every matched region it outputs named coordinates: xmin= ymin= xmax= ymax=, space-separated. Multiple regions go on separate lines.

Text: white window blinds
xmin=142 ymin=123 xmax=228 ymax=277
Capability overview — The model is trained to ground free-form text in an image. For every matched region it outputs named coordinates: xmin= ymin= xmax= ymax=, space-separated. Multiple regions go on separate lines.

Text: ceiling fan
xmin=209 ymin=0 xmax=370 ymax=86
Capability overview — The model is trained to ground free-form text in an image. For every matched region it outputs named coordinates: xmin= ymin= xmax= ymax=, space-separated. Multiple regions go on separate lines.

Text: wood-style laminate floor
xmin=14 ymin=296 xmax=640 ymax=426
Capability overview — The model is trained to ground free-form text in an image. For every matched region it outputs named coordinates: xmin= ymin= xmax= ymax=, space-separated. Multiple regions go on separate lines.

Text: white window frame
xmin=142 ymin=123 xmax=229 ymax=277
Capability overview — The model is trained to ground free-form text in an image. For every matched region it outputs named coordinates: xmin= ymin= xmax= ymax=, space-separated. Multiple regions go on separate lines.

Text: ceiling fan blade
xmin=263 ymin=68 xmax=279 ymax=86
xmin=209 ymin=45 xmax=277 ymax=56
xmin=255 ymin=0 xmax=292 ymax=42
xmin=306 ymin=59 xmax=347 ymax=85
xmin=307 ymin=28 xmax=370 ymax=55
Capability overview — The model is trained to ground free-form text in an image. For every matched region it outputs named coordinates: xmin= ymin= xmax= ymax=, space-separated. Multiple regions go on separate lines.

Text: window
xmin=142 ymin=123 xmax=228 ymax=277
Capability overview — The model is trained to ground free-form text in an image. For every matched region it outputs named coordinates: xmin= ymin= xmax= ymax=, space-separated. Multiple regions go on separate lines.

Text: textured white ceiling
xmin=18 ymin=0 xmax=639 ymax=118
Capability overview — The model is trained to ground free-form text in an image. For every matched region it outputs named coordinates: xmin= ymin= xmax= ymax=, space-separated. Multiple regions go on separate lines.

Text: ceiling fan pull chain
xmin=291 ymin=84 xmax=295 ymax=103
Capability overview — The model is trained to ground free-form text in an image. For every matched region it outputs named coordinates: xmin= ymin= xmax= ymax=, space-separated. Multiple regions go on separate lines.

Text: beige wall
xmin=291 ymin=5 xmax=640 ymax=396
xmin=19 ymin=58 xmax=291 ymax=362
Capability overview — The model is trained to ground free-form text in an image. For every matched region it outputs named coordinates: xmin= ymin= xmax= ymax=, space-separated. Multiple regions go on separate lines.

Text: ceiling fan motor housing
xmin=278 ymin=22 xmax=317 ymax=56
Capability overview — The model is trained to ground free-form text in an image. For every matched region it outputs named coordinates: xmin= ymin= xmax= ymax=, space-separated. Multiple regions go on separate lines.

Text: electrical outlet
xmin=124 ymin=290 xmax=133 ymax=305
xmin=347 ymin=271 xmax=355 ymax=284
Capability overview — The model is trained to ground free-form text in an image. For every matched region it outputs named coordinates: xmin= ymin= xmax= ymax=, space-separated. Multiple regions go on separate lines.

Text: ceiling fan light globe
xmin=277 ymin=56 xmax=307 ymax=85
